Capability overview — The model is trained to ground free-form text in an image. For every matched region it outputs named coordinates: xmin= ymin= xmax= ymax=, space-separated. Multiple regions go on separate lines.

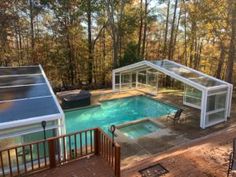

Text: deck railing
xmin=0 ymin=128 xmax=120 ymax=177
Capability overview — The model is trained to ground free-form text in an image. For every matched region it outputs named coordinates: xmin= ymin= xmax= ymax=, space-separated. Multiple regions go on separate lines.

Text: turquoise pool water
xmin=119 ymin=120 xmax=161 ymax=139
xmin=65 ymin=96 xmax=177 ymax=134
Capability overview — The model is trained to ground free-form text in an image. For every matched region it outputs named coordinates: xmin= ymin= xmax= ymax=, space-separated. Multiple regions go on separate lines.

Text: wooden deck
xmin=30 ymin=156 xmax=115 ymax=177
xmin=0 ymin=128 xmax=120 ymax=177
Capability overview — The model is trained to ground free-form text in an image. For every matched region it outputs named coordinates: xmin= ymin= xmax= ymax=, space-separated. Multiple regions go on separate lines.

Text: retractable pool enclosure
xmin=0 ymin=65 xmax=65 ymax=144
xmin=112 ymin=60 xmax=233 ymax=129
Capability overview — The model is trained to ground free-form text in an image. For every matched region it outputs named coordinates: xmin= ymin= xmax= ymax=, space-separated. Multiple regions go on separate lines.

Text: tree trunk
xmin=105 ymin=0 xmax=119 ymax=68
xmin=102 ymin=29 xmax=106 ymax=85
xmin=216 ymin=42 xmax=225 ymax=79
xmin=189 ymin=20 xmax=196 ymax=68
xmin=138 ymin=0 xmax=143 ymax=58
xmin=163 ymin=0 xmax=170 ymax=58
xmin=118 ymin=0 xmax=125 ymax=61
xmin=87 ymin=0 xmax=93 ymax=84
xmin=29 ymin=0 xmax=35 ymax=64
xmin=183 ymin=0 xmax=188 ymax=65
xmin=168 ymin=0 xmax=178 ymax=60
xmin=172 ymin=5 xmax=182 ymax=61
xmin=65 ymin=23 xmax=74 ymax=86
xmin=141 ymin=0 xmax=148 ymax=59
xmin=226 ymin=0 xmax=236 ymax=83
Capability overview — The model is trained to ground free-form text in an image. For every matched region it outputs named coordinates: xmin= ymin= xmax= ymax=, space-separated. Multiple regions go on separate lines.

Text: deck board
xmin=30 ymin=156 xmax=115 ymax=177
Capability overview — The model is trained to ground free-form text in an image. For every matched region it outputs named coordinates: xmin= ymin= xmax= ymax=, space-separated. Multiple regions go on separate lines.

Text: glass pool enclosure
xmin=0 ymin=65 xmax=65 ymax=146
xmin=112 ymin=60 xmax=233 ymax=129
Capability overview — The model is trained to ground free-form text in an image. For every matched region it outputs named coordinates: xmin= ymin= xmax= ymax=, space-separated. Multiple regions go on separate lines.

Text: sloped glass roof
xmin=151 ymin=60 xmax=226 ymax=87
xmin=0 ymin=66 xmax=60 ymax=124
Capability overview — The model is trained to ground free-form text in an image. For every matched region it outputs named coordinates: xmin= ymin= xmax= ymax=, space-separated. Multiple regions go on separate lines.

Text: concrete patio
xmin=89 ymin=88 xmax=236 ymax=169
xmin=122 ymin=123 xmax=236 ymax=177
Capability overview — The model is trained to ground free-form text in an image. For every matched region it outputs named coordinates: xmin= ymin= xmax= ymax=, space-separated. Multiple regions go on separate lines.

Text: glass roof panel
xmin=0 ymin=75 xmax=46 ymax=87
xmin=152 ymin=60 xmax=225 ymax=87
xmin=0 ymin=66 xmax=41 ymax=76
xmin=0 ymin=65 xmax=62 ymax=125
xmin=0 ymin=84 xmax=51 ymax=101
xmin=190 ymin=77 xmax=223 ymax=87
xmin=0 ymin=97 xmax=60 ymax=123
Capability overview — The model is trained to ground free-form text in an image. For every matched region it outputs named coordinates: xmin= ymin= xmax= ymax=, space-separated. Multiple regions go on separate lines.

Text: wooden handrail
xmin=0 ymin=128 xmax=95 ymax=152
xmin=0 ymin=127 xmax=121 ymax=177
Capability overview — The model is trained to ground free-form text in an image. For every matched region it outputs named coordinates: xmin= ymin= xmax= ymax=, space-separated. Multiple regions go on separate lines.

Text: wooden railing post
xmin=114 ymin=145 xmax=121 ymax=177
xmin=94 ymin=128 xmax=100 ymax=155
xmin=48 ymin=139 xmax=57 ymax=168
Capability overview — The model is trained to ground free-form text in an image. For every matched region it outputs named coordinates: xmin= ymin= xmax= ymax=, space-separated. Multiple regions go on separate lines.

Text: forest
xmin=0 ymin=0 xmax=235 ymax=90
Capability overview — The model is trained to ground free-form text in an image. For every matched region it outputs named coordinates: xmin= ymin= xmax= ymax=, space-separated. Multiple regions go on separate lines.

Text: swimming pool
xmin=65 ymin=96 xmax=177 ymax=134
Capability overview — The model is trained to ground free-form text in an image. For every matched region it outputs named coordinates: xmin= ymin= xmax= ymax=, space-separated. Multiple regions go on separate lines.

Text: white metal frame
xmin=0 ymin=65 xmax=65 ymax=140
xmin=112 ymin=60 xmax=233 ymax=129
xmin=183 ymin=84 xmax=201 ymax=109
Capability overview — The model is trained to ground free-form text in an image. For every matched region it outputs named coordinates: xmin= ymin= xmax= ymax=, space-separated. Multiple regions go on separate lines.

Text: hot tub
xmin=117 ymin=119 xmax=162 ymax=139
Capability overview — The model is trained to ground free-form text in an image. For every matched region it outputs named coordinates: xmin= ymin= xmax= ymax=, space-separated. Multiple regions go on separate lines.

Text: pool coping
xmin=114 ymin=118 xmax=173 ymax=142
xmin=63 ymin=94 xmax=180 ymax=113
xmin=115 ymin=118 xmax=166 ymax=129
xmin=63 ymin=94 xmax=145 ymax=112
xmin=63 ymin=103 xmax=101 ymax=112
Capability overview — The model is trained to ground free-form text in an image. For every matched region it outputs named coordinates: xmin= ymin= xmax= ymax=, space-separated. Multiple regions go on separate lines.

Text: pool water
xmin=118 ymin=120 xmax=161 ymax=139
xmin=65 ymin=96 xmax=177 ymax=134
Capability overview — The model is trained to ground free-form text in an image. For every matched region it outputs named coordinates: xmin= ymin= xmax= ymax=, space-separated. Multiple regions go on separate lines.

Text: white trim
xmin=0 ymin=65 xmax=39 ymax=68
xmin=40 ymin=64 xmax=66 ymax=136
xmin=0 ymin=113 xmax=62 ymax=130
xmin=0 ymin=95 xmax=52 ymax=103
xmin=39 ymin=65 xmax=64 ymax=117
xmin=206 ymin=108 xmax=225 ymax=115
xmin=0 ymin=73 xmax=42 ymax=78
xmin=0 ymin=124 xmax=59 ymax=140
xmin=208 ymin=91 xmax=228 ymax=96
xmin=0 ymin=82 xmax=46 ymax=89
xmin=201 ymin=90 xmax=207 ymax=129
xmin=113 ymin=61 xmax=147 ymax=73
xmin=207 ymin=84 xmax=229 ymax=91
xmin=227 ymin=84 xmax=233 ymax=117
